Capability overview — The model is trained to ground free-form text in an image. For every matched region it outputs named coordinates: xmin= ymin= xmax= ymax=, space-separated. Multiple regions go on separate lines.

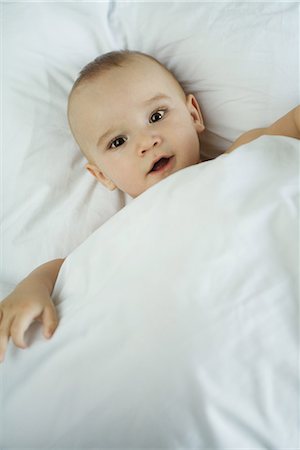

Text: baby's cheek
xmin=182 ymin=132 xmax=201 ymax=164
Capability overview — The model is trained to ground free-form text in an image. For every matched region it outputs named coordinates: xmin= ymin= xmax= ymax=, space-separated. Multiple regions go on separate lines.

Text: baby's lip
xmin=148 ymin=154 xmax=173 ymax=174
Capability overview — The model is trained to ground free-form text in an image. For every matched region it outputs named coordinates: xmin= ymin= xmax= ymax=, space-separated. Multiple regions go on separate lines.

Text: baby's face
xmin=68 ymin=55 xmax=205 ymax=198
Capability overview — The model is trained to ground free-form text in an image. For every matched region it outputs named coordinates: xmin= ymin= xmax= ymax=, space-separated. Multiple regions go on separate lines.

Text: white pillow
xmin=114 ymin=1 xmax=299 ymax=157
xmin=2 ymin=2 xmax=128 ymax=284
xmin=2 ymin=2 xmax=298 ymax=285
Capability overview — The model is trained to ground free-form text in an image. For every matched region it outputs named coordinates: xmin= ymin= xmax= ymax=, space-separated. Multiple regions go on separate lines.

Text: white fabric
xmin=2 ymin=2 xmax=299 ymax=285
xmin=2 ymin=135 xmax=299 ymax=448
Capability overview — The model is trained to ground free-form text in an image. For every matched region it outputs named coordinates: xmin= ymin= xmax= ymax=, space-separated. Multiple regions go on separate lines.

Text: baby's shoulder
xmin=226 ymin=128 xmax=267 ymax=154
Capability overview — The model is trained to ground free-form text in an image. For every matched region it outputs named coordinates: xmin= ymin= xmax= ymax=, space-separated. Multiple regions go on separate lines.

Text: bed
xmin=1 ymin=2 xmax=299 ymax=448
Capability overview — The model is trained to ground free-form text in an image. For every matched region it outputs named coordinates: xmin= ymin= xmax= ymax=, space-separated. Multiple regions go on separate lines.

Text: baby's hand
xmin=0 ymin=290 xmax=58 ymax=362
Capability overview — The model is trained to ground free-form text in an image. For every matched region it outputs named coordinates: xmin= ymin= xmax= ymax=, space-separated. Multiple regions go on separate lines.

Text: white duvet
xmin=1 ymin=135 xmax=299 ymax=448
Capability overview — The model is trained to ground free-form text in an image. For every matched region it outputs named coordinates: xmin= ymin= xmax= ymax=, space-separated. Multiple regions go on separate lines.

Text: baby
xmin=0 ymin=50 xmax=299 ymax=362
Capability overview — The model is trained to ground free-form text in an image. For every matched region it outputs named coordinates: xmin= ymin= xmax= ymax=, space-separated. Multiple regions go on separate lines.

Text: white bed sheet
xmin=1 ymin=135 xmax=299 ymax=448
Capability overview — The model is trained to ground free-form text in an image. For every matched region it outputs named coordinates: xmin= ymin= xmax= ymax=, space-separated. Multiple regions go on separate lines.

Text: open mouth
xmin=149 ymin=156 xmax=173 ymax=174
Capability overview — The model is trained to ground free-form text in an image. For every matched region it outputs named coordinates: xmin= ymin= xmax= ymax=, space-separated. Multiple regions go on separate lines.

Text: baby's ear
xmin=85 ymin=163 xmax=117 ymax=191
xmin=186 ymin=94 xmax=205 ymax=133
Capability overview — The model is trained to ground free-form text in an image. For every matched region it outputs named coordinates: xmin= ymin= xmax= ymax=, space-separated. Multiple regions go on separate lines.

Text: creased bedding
xmin=1 ymin=135 xmax=299 ymax=448
xmin=2 ymin=2 xmax=298 ymax=286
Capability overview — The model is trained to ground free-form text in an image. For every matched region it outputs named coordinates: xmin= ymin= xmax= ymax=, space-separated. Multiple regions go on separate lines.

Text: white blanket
xmin=1 ymin=135 xmax=299 ymax=448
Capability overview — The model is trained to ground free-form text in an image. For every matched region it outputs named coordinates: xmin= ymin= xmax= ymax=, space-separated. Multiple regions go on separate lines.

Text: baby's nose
xmin=136 ymin=133 xmax=162 ymax=155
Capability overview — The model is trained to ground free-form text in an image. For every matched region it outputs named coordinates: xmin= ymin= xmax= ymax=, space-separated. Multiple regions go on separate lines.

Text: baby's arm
xmin=0 ymin=258 xmax=65 ymax=362
xmin=226 ymin=105 xmax=300 ymax=153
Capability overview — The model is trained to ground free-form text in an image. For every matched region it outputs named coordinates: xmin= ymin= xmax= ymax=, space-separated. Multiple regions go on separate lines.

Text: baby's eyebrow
xmin=143 ymin=93 xmax=171 ymax=105
xmin=97 ymin=127 xmax=115 ymax=148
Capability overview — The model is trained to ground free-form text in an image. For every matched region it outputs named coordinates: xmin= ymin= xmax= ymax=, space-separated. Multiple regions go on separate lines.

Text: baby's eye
xmin=150 ymin=109 xmax=166 ymax=123
xmin=109 ymin=136 xmax=127 ymax=149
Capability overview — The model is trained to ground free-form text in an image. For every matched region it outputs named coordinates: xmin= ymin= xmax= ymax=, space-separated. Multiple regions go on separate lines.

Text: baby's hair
xmin=70 ymin=49 xmax=185 ymax=96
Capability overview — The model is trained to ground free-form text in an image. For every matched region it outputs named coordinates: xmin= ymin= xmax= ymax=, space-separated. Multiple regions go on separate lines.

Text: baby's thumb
xmin=42 ymin=303 xmax=59 ymax=339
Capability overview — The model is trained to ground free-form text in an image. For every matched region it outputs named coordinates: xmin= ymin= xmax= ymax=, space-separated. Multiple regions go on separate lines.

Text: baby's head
xmin=67 ymin=50 xmax=205 ymax=198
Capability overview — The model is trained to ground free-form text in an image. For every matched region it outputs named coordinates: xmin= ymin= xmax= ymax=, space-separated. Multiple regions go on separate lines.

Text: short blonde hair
xmin=69 ymin=50 xmax=185 ymax=97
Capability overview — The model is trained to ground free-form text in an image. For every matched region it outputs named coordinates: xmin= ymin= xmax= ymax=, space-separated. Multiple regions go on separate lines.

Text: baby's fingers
xmin=10 ymin=307 xmax=41 ymax=350
xmin=0 ymin=333 xmax=9 ymax=363
xmin=41 ymin=303 xmax=58 ymax=339
xmin=0 ymin=309 xmax=13 ymax=362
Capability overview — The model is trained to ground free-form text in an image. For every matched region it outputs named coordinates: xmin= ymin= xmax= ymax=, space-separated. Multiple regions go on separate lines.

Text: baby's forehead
xmin=70 ymin=54 xmax=185 ymax=106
